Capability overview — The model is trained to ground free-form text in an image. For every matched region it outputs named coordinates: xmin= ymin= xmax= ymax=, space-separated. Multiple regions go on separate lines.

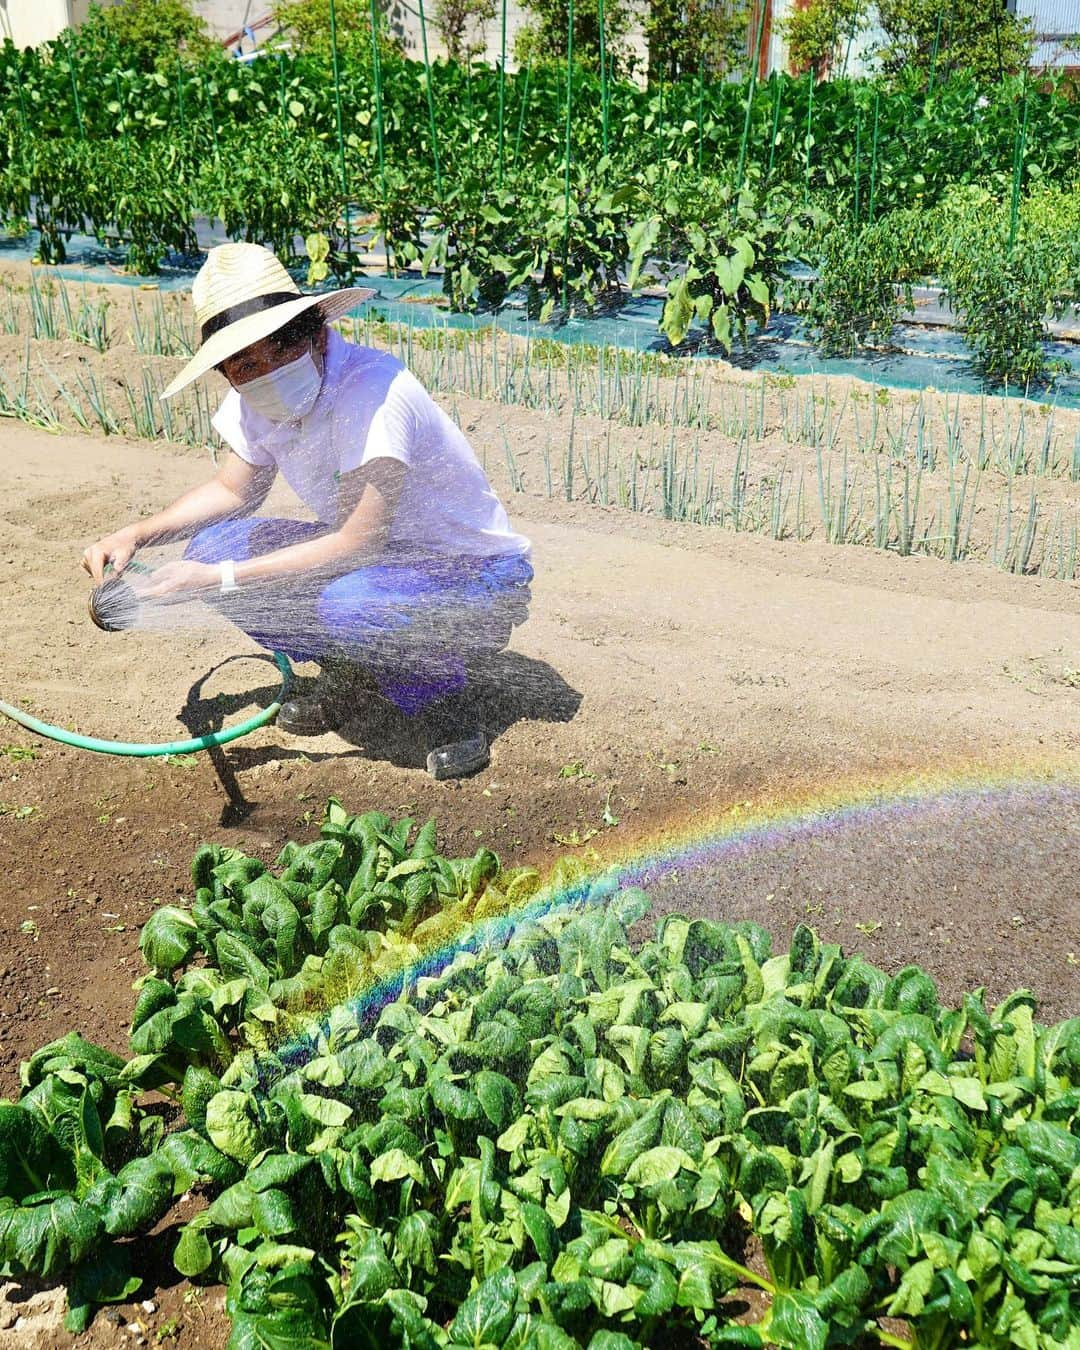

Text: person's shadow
xmin=178 ymin=650 xmax=582 ymax=826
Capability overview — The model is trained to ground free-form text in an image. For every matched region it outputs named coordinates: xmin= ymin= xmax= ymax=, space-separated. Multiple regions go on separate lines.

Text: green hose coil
xmin=0 ymin=651 xmax=293 ymax=757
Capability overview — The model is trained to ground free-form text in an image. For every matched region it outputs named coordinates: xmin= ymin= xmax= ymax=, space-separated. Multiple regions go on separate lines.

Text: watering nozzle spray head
xmin=88 ymin=575 xmax=141 ymax=632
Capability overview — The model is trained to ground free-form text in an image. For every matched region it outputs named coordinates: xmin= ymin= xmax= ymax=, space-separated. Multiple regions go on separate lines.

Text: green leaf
xmin=449 ymin=1267 xmax=518 ymax=1347
xmin=626 ymin=1146 xmax=697 ymax=1188
xmin=475 ymin=1071 xmax=520 ymax=1131
xmin=174 ymin=1221 xmax=214 ymax=1277
xmin=252 ymin=1188 xmax=295 ymax=1238
xmin=205 ymin=1091 xmax=261 ymax=1166
xmin=767 ymin=1290 xmax=827 ymax=1350
xmin=0 ymin=1196 xmax=100 ymax=1277
xmin=99 ymin=1156 xmax=174 ymax=1237
xmin=139 ymin=905 xmax=199 ymax=972
xmin=370 ymin=1149 xmax=424 ymax=1185
xmin=247 ymin=1153 xmax=315 ymax=1192
xmin=65 ymin=1246 xmax=141 ymax=1333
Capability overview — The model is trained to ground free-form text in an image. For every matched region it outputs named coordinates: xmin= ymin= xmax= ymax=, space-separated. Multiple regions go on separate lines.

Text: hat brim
xmin=160 ymin=286 xmax=377 ymax=400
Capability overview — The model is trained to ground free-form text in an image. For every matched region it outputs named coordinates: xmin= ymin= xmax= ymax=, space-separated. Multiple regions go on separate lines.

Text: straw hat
xmin=161 ymin=243 xmax=376 ymax=399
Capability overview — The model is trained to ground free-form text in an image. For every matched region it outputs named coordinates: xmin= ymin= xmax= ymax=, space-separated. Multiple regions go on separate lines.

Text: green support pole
xmin=417 ymin=0 xmax=443 ymax=196
xmin=12 ymin=57 xmax=30 ymax=140
xmin=735 ymin=0 xmax=768 ymax=199
xmin=202 ymin=74 xmax=219 ymax=152
xmin=1008 ymin=93 xmax=1029 ymax=253
xmin=868 ymin=86 xmax=879 ymax=223
xmin=598 ymin=0 xmax=608 ymax=156
xmin=765 ymin=74 xmax=782 ymax=187
xmin=512 ymin=60 xmax=532 ymax=166
xmin=803 ymin=69 xmax=814 ymax=202
xmin=65 ymin=36 xmax=84 ymax=138
xmin=696 ymin=56 xmax=705 ymax=172
xmin=115 ymin=70 xmax=127 ymax=144
xmin=175 ymin=59 xmax=186 ymax=133
xmin=853 ymin=97 xmax=861 ymax=225
xmin=562 ymin=0 xmax=574 ymax=314
xmin=327 ymin=0 xmax=352 ymax=267
xmin=277 ymin=51 xmax=287 ymax=119
xmin=368 ymin=0 xmax=386 ymax=189
xmin=498 ymin=0 xmax=507 ymax=182
xmin=928 ymin=13 xmax=942 ymax=95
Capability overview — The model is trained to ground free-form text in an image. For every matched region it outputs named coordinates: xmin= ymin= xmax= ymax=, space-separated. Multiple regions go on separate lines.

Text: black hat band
xmin=200 ymin=291 xmax=302 ymax=343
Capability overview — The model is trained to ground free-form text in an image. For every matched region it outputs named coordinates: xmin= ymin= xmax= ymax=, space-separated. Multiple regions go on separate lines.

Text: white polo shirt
xmin=211 ymin=327 xmax=531 ymax=560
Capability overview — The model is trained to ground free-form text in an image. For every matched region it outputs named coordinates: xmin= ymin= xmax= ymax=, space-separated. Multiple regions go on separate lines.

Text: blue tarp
xmin=8 ymin=227 xmax=1080 ymax=410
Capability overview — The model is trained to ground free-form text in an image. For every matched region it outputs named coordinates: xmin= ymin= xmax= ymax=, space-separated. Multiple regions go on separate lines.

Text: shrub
xmin=802 ymin=220 xmax=911 ymax=355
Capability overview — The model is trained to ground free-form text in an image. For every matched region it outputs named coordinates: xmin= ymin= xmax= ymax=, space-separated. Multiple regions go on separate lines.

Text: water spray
xmin=1 ymin=563 xmax=293 ymax=757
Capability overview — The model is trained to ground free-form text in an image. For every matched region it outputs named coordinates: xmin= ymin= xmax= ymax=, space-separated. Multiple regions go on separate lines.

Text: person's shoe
xmin=426 ymin=732 xmax=489 ymax=780
xmin=277 ymin=693 xmax=335 ymax=735
xmin=416 ymin=689 xmax=489 ymax=780
xmin=277 ymin=659 xmax=376 ymax=736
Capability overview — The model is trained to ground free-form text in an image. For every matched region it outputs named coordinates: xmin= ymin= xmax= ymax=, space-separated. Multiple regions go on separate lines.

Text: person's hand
xmin=82 ymin=527 xmax=141 ymax=585
xmin=131 ymin=560 xmax=222 ymax=601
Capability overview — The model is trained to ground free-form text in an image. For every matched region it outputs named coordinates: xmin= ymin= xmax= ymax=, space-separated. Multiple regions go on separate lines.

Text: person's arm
xmin=82 ymin=452 xmax=276 ymax=585
xmin=135 ymin=458 xmax=407 ymax=599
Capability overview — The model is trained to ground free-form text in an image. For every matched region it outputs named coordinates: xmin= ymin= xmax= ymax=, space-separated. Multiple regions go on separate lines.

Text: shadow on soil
xmin=179 ymin=650 xmax=582 ymax=826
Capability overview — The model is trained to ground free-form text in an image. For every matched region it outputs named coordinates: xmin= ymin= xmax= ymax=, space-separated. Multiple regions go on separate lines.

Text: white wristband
xmin=219 ymin=560 xmax=240 ymax=594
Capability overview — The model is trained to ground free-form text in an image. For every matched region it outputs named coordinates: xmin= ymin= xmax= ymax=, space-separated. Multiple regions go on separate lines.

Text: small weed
xmin=559 ymin=760 xmax=594 ymax=779
xmin=0 ymin=744 xmax=38 ymax=760
xmin=0 ymin=802 xmax=37 ymax=819
xmin=854 ymin=921 xmax=883 ymax=936
xmin=552 ymin=826 xmax=599 ymax=847
xmin=602 ymin=791 xmax=620 ymax=828
xmin=156 ymin=1321 xmax=181 ymax=1343
xmin=1060 ymin=668 xmax=1080 ymax=689
xmin=20 ymin=918 xmax=39 ymax=937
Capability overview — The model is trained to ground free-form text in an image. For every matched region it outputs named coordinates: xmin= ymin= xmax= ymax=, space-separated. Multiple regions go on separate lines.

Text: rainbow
xmin=270 ymin=753 xmax=1080 ymax=1072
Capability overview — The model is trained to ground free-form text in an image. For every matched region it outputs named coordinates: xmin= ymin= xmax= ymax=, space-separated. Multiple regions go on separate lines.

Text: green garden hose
xmin=0 ymin=651 xmax=293 ymax=757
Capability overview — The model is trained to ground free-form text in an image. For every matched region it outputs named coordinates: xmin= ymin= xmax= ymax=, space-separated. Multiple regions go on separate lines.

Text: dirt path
xmin=0 ymin=417 xmax=1078 ymax=1345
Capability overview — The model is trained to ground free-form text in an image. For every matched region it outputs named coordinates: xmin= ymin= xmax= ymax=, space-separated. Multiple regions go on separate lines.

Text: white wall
xmin=0 ymin=0 xmax=73 ymax=48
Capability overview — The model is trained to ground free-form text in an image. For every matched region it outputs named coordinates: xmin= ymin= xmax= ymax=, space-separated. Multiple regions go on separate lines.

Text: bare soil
xmin=0 ymin=272 xmax=1078 ymax=1346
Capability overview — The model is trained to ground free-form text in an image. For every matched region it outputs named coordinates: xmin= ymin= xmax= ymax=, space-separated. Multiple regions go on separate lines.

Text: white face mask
xmin=239 ymin=346 xmax=323 ymax=423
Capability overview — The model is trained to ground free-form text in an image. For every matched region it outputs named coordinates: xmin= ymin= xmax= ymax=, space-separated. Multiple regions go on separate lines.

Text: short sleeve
xmin=211 ymin=389 xmax=275 ymax=467
xmin=340 ymin=370 xmax=422 ymax=473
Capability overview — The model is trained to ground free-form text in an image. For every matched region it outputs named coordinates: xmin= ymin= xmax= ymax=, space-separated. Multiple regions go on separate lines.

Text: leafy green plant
xmin=944 ymin=238 xmax=1069 ymax=387
xmin=802 ymin=220 xmax=911 ymax=355
xmin=1 ymin=798 xmax=1078 ymax=1346
xmin=633 ymin=173 xmax=810 ymax=352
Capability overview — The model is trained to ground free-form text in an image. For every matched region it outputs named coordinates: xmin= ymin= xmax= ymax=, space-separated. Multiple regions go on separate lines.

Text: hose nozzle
xmin=88 ymin=576 xmax=141 ymax=632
